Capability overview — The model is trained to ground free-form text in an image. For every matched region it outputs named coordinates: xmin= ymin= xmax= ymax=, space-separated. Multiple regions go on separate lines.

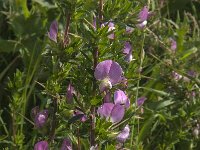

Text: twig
xmin=63 ymin=13 xmax=71 ymax=47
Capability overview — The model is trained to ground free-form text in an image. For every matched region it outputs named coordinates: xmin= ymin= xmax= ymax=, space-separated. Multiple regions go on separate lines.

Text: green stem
xmin=130 ymin=33 xmax=146 ymax=148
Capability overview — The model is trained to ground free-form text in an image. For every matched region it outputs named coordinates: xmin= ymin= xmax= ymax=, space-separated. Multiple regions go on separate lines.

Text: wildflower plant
xmin=1 ymin=0 xmax=200 ymax=150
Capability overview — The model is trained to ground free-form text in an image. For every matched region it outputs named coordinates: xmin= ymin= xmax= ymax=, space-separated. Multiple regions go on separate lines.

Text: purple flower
xmin=116 ymin=125 xmax=130 ymax=143
xmin=137 ymin=6 xmax=149 ymax=28
xmin=170 ymin=38 xmax=177 ymax=51
xmin=123 ymin=42 xmax=132 ymax=54
xmin=126 ymin=26 xmax=134 ymax=34
xmin=34 ymin=110 xmax=48 ymax=128
xmin=97 ymin=103 xmax=125 ymax=123
xmin=74 ymin=110 xmax=87 ymax=122
xmin=136 ymin=20 xmax=147 ymax=29
xmin=61 ymin=138 xmax=72 ymax=150
xmin=66 ymin=83 xmax=75 ymax=103
xmin=172 ymin=71 xmax=182 ymax=81
xmin=107 ymin=22 xmax=115 ymax=39
xmin=137 ymin=97 xmax=147 ymax=107
xmin=97 ymin=103 xmax=124 ymax=123
xmin=101 ymin=22 xmax=115 ymax=39
xmin=48 ymin=20 xmax=58 ymax=43
xmin=110 ymin=104 xmax=125 ymax=123
xmin=34 ymin=141 xmax=48 ymax=150
xmin=94 ymin=60 xmax=123 ymax=92
xmin=138 ymin=6 xmax=149 ymax=22
xmin=188 ymin=70 xmax=196 ymax=78
xmin=114 ymin=90 xmax=130 ymax=108
xmin=123 ymin=42 xmax=133 ymax=62
xmin=97 ymin=103 xmax=114 ymax=120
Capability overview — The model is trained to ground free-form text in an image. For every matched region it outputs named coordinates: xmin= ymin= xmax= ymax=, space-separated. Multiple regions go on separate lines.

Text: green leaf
xmin=179 ymin=47 xmax=197 ymax=60
xmin=68 ymin=114 xmax=84 ymax=124
xmin=105 ymin=145 xmax=115 ymax=150
xmin=138 ymin=115 xmax=156 ymax=143
xmin=90 ymin=97 xmax=101 ymax=106
xmin=148 ymin=100 xmax=174 ymax=110
xmin=0 ymin=40 xmax=22 ymax=53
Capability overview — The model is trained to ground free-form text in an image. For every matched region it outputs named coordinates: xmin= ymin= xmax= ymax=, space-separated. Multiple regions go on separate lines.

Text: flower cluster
xmin=95 ymin=60 xmax=131 ymax=142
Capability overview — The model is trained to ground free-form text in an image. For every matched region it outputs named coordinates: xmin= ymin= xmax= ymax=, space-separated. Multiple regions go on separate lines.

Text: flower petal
xmin=97 ymin=103 xmax=114 ymax=119
xmin=138 ymin=6 xmax=149 ymax=22
xmin=114 ymin=90 xmax=129 ymax=108
xmin=61 ymin=138 xmax=72 ymax=150
xmin=110 ymin=104 xmax=125 ymax=123
xmin=125 ymin=52 xmax=133 ymax=62
xmin=170 ymin=38 xmax=177 ymax=51
xmin=94 ymin=60 xmax=112 ymax=81
xmin=137 ymin=97 xmax=147 ymax=107
xmin=34 ymin=141 xmax=49 ymax=150
xmin=126 ymin=26 xmax=134 ymax=34
xmin=34 ymin=110 xmax=48 ymax=128
xmin=108 ymin=61 xmax=123 ymax=84
xmin=137 ymin=20 xmax=147 ymax=29
xmin=116 ymin=125 xmax=130 ymax=143
xmin=123 ymin=42 xmax=132 ymax=54
xmin=66 ymin=83 xmax=75 ymax=103
xmin=108 ymin=22 xmax=115 ymax=28
xmin=74 ymin=110 xmax=87 ymax=122
xmin=48 ymin=20 xmax=58 ymax=43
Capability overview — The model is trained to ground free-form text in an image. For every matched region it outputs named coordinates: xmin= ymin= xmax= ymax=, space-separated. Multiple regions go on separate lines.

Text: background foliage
xmin=0 ymin=0 xmax=200 ymax=149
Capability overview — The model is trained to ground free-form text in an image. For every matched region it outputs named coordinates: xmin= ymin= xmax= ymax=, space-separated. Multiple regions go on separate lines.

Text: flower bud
xmin=61 ymin=138 xmax=72 ymax=150
xmin=34 ymin=141 xmax=48 ymax=150
xmin=34 ymin=110 xmax=48 ymax=128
